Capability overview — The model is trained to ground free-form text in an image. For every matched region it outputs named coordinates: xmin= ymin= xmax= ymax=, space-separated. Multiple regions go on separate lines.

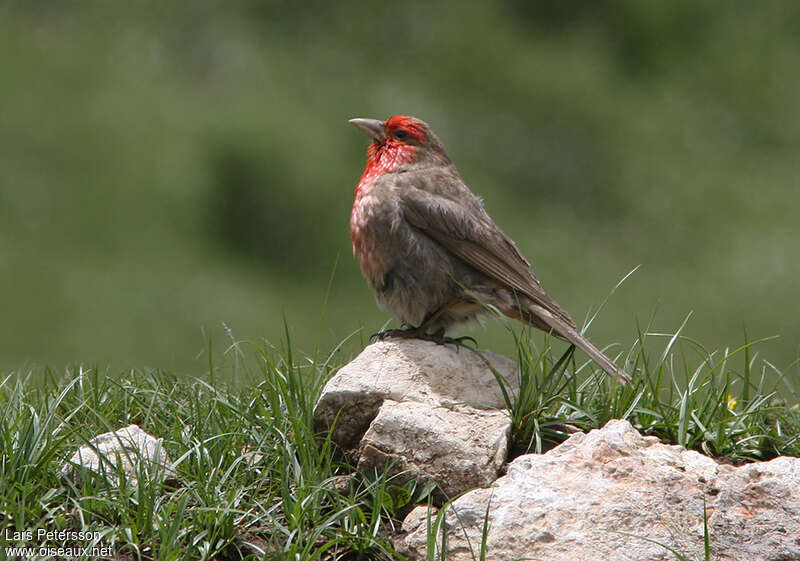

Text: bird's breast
xmin=350 ymin=179 xmax=392 ymax=283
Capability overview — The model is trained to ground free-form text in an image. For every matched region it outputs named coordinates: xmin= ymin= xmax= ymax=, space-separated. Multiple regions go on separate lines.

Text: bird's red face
xmin=350 ymin=115 xmax=432 ymax=180
xmin=381 ymin=115 xmax=429 ymax=146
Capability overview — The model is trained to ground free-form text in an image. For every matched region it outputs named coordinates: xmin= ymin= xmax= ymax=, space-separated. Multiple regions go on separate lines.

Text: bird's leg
xmin=416 ymin=304 xmax=479 ymax=348
xmin=369 ymin=325 xmax=424 ymax=342
xmin=370 ymin=307 xmax=478 ymax=349
xmin=417 ymin=329 xmax=478 ymax=350
xmin=370 ymin=308 xmax=445 ymax=342
xmin=369 ymin=309 xmax=443 ymax=342
xmin=370 ymin=325 xmax=476 ymax=348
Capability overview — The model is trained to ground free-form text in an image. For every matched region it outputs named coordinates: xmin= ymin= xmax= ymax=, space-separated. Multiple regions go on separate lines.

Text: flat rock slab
xmin=61 ymin=424 xmax=176 ymax=487
xmin=398 ymin=419 xmax=800 ymax=561
xmin=313 ymin=339 xmax=519 ymax=498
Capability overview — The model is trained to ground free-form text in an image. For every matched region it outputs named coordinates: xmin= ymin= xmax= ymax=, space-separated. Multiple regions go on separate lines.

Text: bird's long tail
xmin=525 ymin=303 xmax=631 ymax=384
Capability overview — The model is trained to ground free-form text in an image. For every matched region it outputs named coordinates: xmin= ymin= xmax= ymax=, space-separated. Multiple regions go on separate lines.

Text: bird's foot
xmin=370 ymin=327 xmax=477 ymax=350
xmin=370 ymin=327 xmax=421 ymax=342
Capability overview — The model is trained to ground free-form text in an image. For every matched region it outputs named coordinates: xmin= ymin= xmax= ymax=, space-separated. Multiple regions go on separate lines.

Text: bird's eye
xmin=393 ymin=129 xmax=410 ymax=140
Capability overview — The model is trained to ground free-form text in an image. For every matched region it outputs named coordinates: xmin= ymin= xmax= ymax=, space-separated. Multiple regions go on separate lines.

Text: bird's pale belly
xmin=355 ymin=228 xmax=474 ymax=328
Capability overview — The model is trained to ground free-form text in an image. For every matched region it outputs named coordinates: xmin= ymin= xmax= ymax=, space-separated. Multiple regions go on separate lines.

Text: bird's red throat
xmin=350 ymin=140 xmax=417 ymax=279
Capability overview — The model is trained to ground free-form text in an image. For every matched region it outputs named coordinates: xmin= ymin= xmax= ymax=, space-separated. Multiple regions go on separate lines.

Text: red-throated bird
xmin=349 ymin=115 xmax=629 ymax=383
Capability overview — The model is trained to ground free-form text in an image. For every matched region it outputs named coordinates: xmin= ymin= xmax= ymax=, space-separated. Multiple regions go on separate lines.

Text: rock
xmin=358 ymin=401 xmax=511 ymax=497
xmin=397 ymin=503 xmax=440 ymax=544
xmin=398 ymin=419 xmax=800 ymax=561
xmin=61 ymin=424 xmax=176 ymax=487
xmin=325 ymin=475 xmax=355 ymax=495
xmin=313 ymin=339 xmax=519 ymax=499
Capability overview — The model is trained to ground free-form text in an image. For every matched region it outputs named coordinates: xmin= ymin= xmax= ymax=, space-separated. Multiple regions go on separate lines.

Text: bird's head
xmin=350 ymin=115 xmax=451 ymax=175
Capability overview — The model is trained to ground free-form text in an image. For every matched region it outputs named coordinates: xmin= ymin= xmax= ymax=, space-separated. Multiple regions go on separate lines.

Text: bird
xmin=348 ymin=115 xmax=629 ymax=383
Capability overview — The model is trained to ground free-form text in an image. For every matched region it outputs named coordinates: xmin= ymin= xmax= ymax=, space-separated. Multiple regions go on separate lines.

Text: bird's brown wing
xmin=397 ymin=177 xmax=577 ymax=330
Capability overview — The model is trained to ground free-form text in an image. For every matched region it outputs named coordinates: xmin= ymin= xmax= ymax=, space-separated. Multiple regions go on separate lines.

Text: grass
xmin=0 ymin=319 xmax=798 ymax=560
xmin=498 ymin=313 xmax=800 ymax=463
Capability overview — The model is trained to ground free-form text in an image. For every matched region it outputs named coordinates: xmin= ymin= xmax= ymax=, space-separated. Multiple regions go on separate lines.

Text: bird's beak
xmin=349 ymin=118 xmax=385 ymax=142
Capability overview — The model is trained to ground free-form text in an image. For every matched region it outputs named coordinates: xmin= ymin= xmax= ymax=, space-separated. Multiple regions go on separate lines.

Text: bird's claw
xmin=370 ymin=328 xmax=418 ymax=342
xmin=443 ymin=334 xmax=478 ymax=348
xmin=369 ymin=328 xmax=478 ymax=350
xmin=430 ymin=334 xmax=478 ymax=352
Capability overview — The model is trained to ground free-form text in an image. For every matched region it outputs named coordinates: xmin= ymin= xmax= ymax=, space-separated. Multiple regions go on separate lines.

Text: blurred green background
xmin=1 ymin=1 xmax=798 ymax=375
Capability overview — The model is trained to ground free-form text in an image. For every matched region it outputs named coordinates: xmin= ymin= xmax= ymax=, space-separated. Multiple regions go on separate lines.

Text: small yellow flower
xmin=727 ymin=394 xmax=737 ymax=411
